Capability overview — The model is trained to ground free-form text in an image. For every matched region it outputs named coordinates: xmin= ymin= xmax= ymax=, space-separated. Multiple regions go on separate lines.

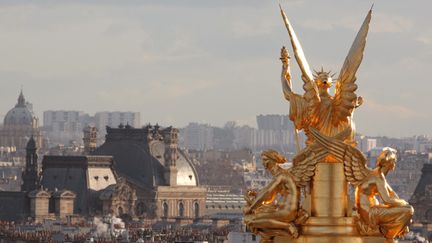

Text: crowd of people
xmin=0 ymin=220 xmax=232 ymax=243
xmin=127 ymin=227 xmax=230 ymax=242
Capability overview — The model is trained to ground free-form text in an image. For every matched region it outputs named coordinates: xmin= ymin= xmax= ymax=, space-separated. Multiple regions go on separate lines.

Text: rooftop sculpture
xmin=243 ymin=6 xmax=413 ymax=243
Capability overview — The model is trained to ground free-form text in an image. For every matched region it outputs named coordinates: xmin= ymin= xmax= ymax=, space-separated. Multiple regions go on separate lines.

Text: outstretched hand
xmin=280 ymin=46 xmax=290 ymax=65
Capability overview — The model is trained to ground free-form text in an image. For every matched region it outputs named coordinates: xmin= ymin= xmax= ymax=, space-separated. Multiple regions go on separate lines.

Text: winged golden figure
xmin=243 ymin=128 xmax=351 ymax=242
xmin=309 ymin=128 xmax=414 ymax=240
xmin=243 ymin=149 xmax=321 ymax=240
xmin=243 ymin=127 xmax=352 ymax=240
xmin=279 ymin=5 xmax=371 ymax=148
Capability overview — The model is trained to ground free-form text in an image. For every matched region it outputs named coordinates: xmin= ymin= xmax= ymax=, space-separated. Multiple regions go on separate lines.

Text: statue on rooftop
xmin=278 ymin=5 xmax=369 ymax=150
xmin=243 ymin=5 xmax=413 ymax=243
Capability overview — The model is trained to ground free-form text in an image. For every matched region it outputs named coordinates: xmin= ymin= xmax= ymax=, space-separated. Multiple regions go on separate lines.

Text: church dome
xmin=4 ymin=91 xmax=34 ymax=126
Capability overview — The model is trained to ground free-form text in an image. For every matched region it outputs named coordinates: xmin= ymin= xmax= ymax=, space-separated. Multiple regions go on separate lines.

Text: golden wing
xmin=333 ymin=8 xmax=372 ymax=125
xmin=309 ymin=128 xmax=371 ymax=186
xmin=279 ymin=5 xmax=320 ymax=112
xmin=289 ymin=145 xmax=326 ymax=187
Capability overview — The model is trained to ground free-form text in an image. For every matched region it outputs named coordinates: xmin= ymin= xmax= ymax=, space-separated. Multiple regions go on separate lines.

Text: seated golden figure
xmin=243 ymin=150 xmax=313 ymax=240
xmin=310 ymin=128 xmax=414 ymax=241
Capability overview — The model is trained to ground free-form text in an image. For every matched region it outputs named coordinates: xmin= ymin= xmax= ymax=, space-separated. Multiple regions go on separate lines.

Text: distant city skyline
xmin=0 ymin=0 xmax=431 ymax=137
xmin=0 ymin=90 xmax=431 ymax=139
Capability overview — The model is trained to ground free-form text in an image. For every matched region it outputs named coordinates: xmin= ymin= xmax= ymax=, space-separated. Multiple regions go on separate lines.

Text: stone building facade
xmin=0 ymin=123 xmax=206 ymax=224
xmin=99 ymin=178 xmax=137 ymax=217
xmin=0 ymin=138 xmax=78 ymax=222
xmin=93 ymin=124 xmax=207 ymax=223
xmin=40 ymin=155 xmax=135 ymax=216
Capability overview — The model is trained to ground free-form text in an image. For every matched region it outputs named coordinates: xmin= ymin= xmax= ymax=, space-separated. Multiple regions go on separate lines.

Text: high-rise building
xmin=256 ymin=114 xmax=291 ymax=130
xmin=357 ymin=136 xmax=377 ymax=153
xmin=180 ymin=123 xmax=214 ymax=150
xmin=43 ymin=110 xmax=86 ymax=145
xmin=42 ymin=111 xmax=140 ymax=146
xmin=94 ymin=112 xmax=140 ymax=136
xmin=254 ymin=114 xmax=295 ymax=152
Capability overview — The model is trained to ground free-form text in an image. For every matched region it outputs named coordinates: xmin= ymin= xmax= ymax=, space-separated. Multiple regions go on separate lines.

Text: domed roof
xmin=93 ymin=126 xmax=200 ymax=188
xmin=4 ymin=91 xmax=34 ymax=126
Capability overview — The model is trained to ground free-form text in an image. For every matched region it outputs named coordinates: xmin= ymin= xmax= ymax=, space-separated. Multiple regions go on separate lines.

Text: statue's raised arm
xmin=279 ymin=46 xmax=292 ymax=101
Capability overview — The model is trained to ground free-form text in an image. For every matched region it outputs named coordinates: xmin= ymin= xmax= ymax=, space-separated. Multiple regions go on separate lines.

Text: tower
xmin=162 ymin=126 xmax=178 ymax=186
xmin=21 ymin=136 xmax=39 ymax=192
xmin=83 ymin=126 xmax=98 ymax=154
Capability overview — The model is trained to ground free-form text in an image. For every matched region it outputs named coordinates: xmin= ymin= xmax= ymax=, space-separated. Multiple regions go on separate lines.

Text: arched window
xmin=118 ymin=206 xmax=124 ymax=216
xmin=194 ymin=202 xmax=199 ymax=218
xmin=178 ymin=202 xmax=184 ymax=217
xmin=163 ymin=202 xmax=168 ymax=218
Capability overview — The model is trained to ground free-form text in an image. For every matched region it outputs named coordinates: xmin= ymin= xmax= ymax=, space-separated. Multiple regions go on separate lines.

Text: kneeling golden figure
xmin=310 ymin=129 xmax=414 ymax=241
xmin=243 ymin=149 xmax=318 ymax=241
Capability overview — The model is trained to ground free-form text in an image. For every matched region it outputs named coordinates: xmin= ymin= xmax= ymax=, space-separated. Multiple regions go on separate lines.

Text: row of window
xmin=162 ymin=201 xmax=200 ymax=218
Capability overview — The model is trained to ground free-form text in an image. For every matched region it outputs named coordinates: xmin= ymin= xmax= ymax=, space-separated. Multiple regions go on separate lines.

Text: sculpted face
xmin=313 ymin=70 xmax=334 ymax=90
xmin=315 ymin=75 xmax=333 ymax=89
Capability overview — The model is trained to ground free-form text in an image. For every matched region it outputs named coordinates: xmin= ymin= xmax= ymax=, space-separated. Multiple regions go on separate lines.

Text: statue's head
xmin=261 ymin=150 xmax=286 ymax=174
xmin=313 ymin=68 xmax=335 ymax=89
xmin=376 ymin=147 xmax=397 ymax=172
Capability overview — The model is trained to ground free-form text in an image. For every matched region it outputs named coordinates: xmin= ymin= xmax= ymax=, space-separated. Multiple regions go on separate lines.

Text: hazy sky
xmin=0 ymin=0 xmax=431 ymax=137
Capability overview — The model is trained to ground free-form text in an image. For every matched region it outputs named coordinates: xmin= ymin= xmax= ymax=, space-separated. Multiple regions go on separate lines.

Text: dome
xmin=3 ymin=91 xmax=34 ymax=126
xmin=93 ymin=126 xmax=200 ymax=188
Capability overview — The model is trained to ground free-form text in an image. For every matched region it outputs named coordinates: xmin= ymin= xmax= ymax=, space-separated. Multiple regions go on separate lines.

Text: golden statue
xmin=244 ymin=128 xmax=351 ymax=241
xmin=310 ymin=128 xmax=414 ymax=240
xmin=279 ymin=4 xmax=369 ymax=148
xmin=243 ymin=150 xmax=307 ymax=241
xmin=243 ymin=5 xmax=414 ymax=243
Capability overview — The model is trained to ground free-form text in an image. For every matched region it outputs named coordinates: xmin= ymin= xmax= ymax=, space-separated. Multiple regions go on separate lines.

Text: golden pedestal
xmin=311 ymin=162 xmax=347 ymax=217
xmin=274 ymin=235 xmax=386 ymax=243
xmin=274 ymin=163 xmax=387 ymax=243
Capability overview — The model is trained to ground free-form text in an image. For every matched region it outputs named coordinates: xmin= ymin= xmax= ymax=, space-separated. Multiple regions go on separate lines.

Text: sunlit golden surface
xmin=243 ymin=6 xmax=413 ymax=243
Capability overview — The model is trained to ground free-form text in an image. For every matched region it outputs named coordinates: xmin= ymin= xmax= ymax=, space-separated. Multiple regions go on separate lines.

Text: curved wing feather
xmin=289 ymin=146 xmax=326 ymax=187
xmin=309 ymin=128 xmax=371 ymax=185
xmin=333 ymin=9 xmax=372 ymax=124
